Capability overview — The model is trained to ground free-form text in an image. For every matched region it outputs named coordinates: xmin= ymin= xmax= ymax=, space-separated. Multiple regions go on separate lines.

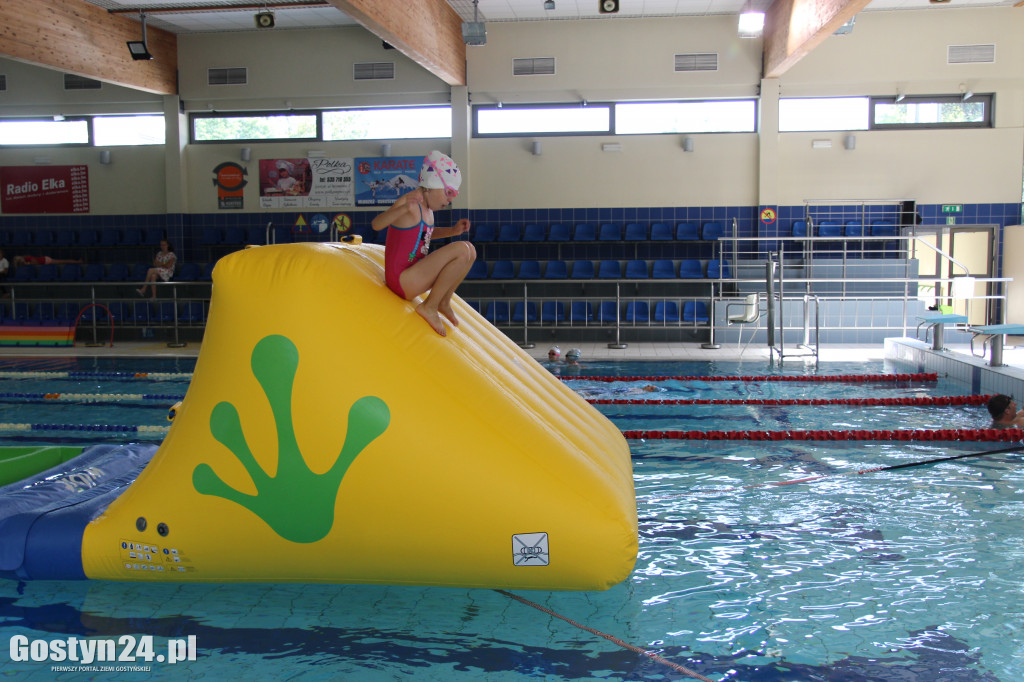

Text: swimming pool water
xmin=1 ymin=355 xmax=1021 ymax=680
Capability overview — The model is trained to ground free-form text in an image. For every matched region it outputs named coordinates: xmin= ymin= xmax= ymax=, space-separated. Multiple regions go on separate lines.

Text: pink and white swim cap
xmin=419 ymin=150 xmax=462 ymax=196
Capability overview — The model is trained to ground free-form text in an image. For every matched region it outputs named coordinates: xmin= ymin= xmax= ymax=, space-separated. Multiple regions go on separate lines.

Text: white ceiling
xmin=80 ymin=0 xmax=1019 ymax=35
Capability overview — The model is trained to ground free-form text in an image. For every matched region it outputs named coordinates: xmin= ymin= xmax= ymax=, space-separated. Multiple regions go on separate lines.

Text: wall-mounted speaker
xmin=254 ymin=11 xmax=275 ymax=29
xmin=599 ymin=0 xmax=620 ymax=13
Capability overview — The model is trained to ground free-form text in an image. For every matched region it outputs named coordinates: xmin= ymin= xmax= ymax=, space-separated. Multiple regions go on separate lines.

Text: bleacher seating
xmin=541 ymin=301 xmax=565 ymax=323
xmin=176 ymin=263 xmax=203 ymax=282
xmin=624 ymin=223 xmax=647 ymax=241
xmin=83 ymin=263 xmax=106 ymax=281
xmin=676 ymin=223 xmax=699 ymax=240
xmin=473 ymin=224 xmax=497 ymax=242
xmin=548 ymin=224 xmax=570 ymax=242
xmin=651 ymin=223 xmax=673 ymax=241
xmin=678 ymin=259 xmax=703 ymax=279
xmin=33 ymin=230 xmax=55 ymax=248
xmin=683 ymin=301 xmax=709 ymax=322
xmin=522 ymin=224 xmax=545 ymax=242
xmin=818 ymin=221 xmax=842 ymax=237
xmin=654 ymin=301 xmax=680 ymax=322
xmin=570 ymin=260 xmax=595 ymax=279
xmin=59 ymin=264 xmax=83 ymax=282
xmin=512 ymin=301 xmax=538 ymax=322
xmin=598 ymin=223 xmax=621 ymax=241
xmin=544 ymin=260 xmax=568 ymax=279
xmin=624 ymin=260 xmax=648 ymax=278
xmin=497 ymin=224 xmax=520 ymax=242
xmin=701 ymin=222 xmax=724 ymax=240
xmin=36 ymin=264 xmax=58 ymax=282
xmin=517 ymin=261 xmax=542 ymax=279
xmin=707 ymin=260 xmax=731 ymax=279
xmin=466 ymin=261 xmax=488 ymax=279
xmin=568 ymin=301 xmax=593 ymax=323
xmin=484 ymin=301 xmax=510 ymax=324
xmin=652 ymin=260 xmax=675 ymax=279
xmin=99 ymin=229 xmax=120 ymax=247
xmin=597 ymin=260 xmax=621 ymax=278
xmin=792 ymin=221 xmax=809 ymax=237
xmin=573 ymin=224 xmax=596 ymax=241
xmin=596 ymin=301 xmax=619 ymax=323
xmin=491 ymin=261 xmax=515 ymax=279
xmin=105 ymin=263 xmax=130 ymax=282
xmin=623 ymin=301 xmax=649 ymax=323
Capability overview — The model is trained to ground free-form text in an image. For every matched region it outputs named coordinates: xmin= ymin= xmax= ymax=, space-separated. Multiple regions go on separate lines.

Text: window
xmin=191 ymin=111 xmax=319 ymax=142
xmin=0 ymin=118 xmax=90 ymax=146
xmin=616 ymin=100 xmax=756 ymax=134
xmin=323 ymin=106 xmax=450 ymax=140
xmin=779 ymin=98 xmax=869 ymax=132
xmin=93 ymin=115 xmax=166 ymax=146
xmin=870 ymin=94 xmax=993 ymax=129
xmin=474 ymin=103 xmax=612 ymax=137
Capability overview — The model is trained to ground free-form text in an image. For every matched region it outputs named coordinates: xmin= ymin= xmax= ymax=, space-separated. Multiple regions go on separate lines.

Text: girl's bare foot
xmin=416 ymin=303 xmax=447 ymax=336
xmin=438 ymin=302 xmax=459 ymax=327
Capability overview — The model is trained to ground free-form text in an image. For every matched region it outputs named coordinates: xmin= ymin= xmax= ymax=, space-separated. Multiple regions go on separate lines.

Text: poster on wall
xmin=212 ymin=162 xmax=247 ymax=209
xmin=258 ymin=157 xmax=354 ymax=209
xmin=0 ymin=165 xmax=89 ymax=214
xmin=354 ymin=156 xmax=420 ymax=206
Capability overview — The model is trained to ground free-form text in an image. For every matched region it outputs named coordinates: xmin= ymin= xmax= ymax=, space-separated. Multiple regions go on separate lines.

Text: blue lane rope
xmin=0 ymin=423 xmax=169 ymax=434
xmin=0 ymin=371 xmax=193 ymax=381
xmin=0 ymin=392 xmax=185 ymax=403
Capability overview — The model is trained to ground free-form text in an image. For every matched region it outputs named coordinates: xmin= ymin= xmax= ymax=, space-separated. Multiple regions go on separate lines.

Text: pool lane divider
xmin=0 ymin=423 xmax=169 ymax=434
xmin=0 ymin=370 xmax=192 ymax=381
xmin=591 ymin=395 xmax=989 ymax=407
xmin=0 ymin=392 xmax=185 ymax=403
xmin=495 ymin=590 xmax=715 ymax=682
xmin=564 ymin=372 xmax=938 ymax=383
xmin=621 ymin=427 xmax=1024 ymax=442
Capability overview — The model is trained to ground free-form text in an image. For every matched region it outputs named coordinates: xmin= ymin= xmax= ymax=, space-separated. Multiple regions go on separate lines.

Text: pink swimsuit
xmin=383 ymin=207 xmax=433 ymax=299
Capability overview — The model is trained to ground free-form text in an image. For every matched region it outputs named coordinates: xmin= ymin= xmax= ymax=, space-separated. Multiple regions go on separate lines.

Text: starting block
xmin=916 ymin=313 xmax=967 ymax=351
xmin=970 ymin=323 xmax=1024 ymax=367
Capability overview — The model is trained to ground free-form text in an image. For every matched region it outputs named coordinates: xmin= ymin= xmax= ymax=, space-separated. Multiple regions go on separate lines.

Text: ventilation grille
xmin=0 ymin=75 xmax=6 ymax=92
xmin=948 ymin=44 xmax=995 ymax=64
xmin=63 ymin=74 xmax=102 ymax=90
xmin=513 ymin=57 xmax=555 ymax=76
xmin=675 ymin=53 xmax=718 ymax=72
xmin=208 ymin=67 xmax=248 ymax=86
xmin=353 ymin=62 xmax=395 ymax=80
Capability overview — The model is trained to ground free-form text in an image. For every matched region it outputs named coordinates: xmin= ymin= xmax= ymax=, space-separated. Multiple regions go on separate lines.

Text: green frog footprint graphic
xmin=193 ymin=334 xmax=390 ymax=543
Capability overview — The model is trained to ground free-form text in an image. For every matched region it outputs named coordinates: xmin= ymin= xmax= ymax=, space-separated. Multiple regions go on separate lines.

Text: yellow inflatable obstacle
xmin=81 ymin=243 xmax=637 ymax=590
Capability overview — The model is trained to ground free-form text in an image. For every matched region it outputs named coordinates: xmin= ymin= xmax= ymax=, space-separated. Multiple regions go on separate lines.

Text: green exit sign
xmin=942 ymin=204 xmax=963 ymax=214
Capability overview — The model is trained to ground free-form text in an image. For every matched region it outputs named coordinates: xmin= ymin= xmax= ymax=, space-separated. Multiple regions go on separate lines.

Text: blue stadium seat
xmin=55 ymin=230 xmax=77 ymax=248
xmin=3 ymin=301 xmax=29 ymax=323
xmin=567 ymin=301 xmax=593 ymax=323
xmin=121 ymin=228 xmax=143 ymax=246
xmin=484 ymin=301 xmax=510 ymax=324
xmin=678 ymin=259 xmax=704 ymax=279
xmin=791 ymin=220 xmax=809 ymax=237
xmin=598 ymin=223 xmax=621 ymax=241
xmin=817 ymin=221 xmax=842 ymax=237
xmin=597 ymin=260 xmax=622 ymax=278
xmin=676 ymin=223 xmax=700 ymax=240
xmin=466 ymin=260 xmax=488 ymax=280
xmin=490 ymin=261 xmax=515 ymax=279
xmin=683 ymin=301 xmax=710 ymax=322
xmin=11 ymin=265 xmax=38 ymax=282
xmin=541 ymin=301 xmax=565 ymax=323
xmin=143 ymin=227 xmax=165 ymax=246
xmin=845 ymin=221 xmax=864 ymax=238
xmin=77 ymin=229 xmax=98 ymax=247
xmin=652 ymin=260 xmax=676 ymax=279
xmin=624 ymin=260 xmax=648 ymax=279
xmin=522 ymin=224 xmax=545 ymax=242
xmin=654 ymin=301 xmax=680 ymax=322
xmin=32 ymin=230 xmax=55 ymax=247
xmin=106 ymin=301 xmax=130 ymax=323
xmin=651 ymin=223 xmax=673 ymax=241
xmin=83 ymin=264 xmax=106 ymax=281
xmin=472 ymin=224 xmax=496 ymax=242
xmin=80 ymin=304 xmax=109 ymax=323
xmin=99 ymin=228 xmax=120 ymax=247
xmin=34 ymin=302 xmax=58 ymax=326
xmin=596 ymin=301 xmax=620 ymax=323
xmin=570 ymin=260 xmax=595 ymax=279
xmin=512 ymin=301 xmax=538 ymax=322
xmin=176 ymin=263 xmax=202 ymax=282
xmin=104 ymin=263 xmax=130 ymax=282
xmin=55 ymin=302 xmax=82 ymax=324
xmin=179 ymin=301 xmax=206 ymax=323
xmin=59 ymin=264 xmax=82 ymax=282
xmin=131 ymin=263 xmax=150 ymax=281
xmin=497 ymin=224 xmax=520 ymax=242
xmin=36 ymin=264 xmax=59 ymax=282
xmin=624 ymin=301 xmax=649 ymax=323
xmin=573 ymin=224 xmax=596 ymax=241
xmin=543 ymin=260 xmax=568 ymax=279
xmin=202 ymin=262 xmax=216 ymax=281
xmin=547 ymin=224 xmax=570 ymax=242
xmin=9 ymin=230 xmax=31 ymax=247
xmin=707 ymin=260 xmax=731 ymax=279
xmin=624 ymin=223 xmax=648 ymax=241
xmin=200 ymin=227 xmax=222 ymax=246
xmin=130 ymin=301 xmax=151 ymax=324
xmin=517 ymin=260 xmax=542 ymax=279
xmin=155 ymin=301 xmax=177 ymax=323
xmin=223 ymin=227 xmax=246 ymax=244
xmin=701 ymin=222 xmax=724 ymax=240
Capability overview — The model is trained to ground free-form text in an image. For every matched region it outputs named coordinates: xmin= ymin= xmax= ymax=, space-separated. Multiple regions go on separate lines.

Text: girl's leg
xmin=398 ymin=241 xmax=475 ymax=336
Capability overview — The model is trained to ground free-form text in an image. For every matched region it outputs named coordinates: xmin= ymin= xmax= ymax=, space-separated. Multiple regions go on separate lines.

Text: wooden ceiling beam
xmin=328 ymin=0 xmax=466 ymax=87
xmin=763 ymin=0 xmax=871 ymax=78
xmin=0 ymin=0 xmax=177 ymax=95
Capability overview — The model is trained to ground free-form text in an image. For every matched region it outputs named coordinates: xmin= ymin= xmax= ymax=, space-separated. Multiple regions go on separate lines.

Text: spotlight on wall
xmin=682 ymin=137 xmax=695 ymax=152
xmin=531 ymin=141 xmax=543 ymax=156
xmin=380 ymin=143 xmax=392 ymax=157
xmin=544 ymin=0 xmax=555 ymax=9
xmin=844 ymin=134 xmax=856 ymax=150
xmin=895 ymin=91 xmax=906 ymax=103
xmin=99 ymin=150 xmax=112 ymax=165
xmin=126 ymin=11 xmax=154 ymax=60
xmin=240 ymin=147 xmax=251 ymax=162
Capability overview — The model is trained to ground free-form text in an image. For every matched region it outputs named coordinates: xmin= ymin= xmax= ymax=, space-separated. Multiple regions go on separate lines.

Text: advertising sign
xmin=0 ymin=165 xmax=89 ymax=214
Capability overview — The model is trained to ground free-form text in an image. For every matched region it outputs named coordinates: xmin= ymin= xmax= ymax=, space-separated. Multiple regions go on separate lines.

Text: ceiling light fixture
xmin=462 ymin=0 xmax=487 ymax=46
xmin=737 ymin=3 xmax=765 ymax=38
xmin=126 ymin=10 xmax=153 ymax=60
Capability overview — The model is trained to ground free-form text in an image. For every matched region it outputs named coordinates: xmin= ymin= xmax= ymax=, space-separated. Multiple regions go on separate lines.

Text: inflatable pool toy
xmin=0 ymin=243 xmax=637 ymax=590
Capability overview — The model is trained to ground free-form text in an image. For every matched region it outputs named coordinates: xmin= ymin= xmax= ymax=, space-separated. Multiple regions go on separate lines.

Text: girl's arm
xmin=371 ymin=193 xmax=421 ymax=231
xmin=432 ymin=218 xmax=471 ymax=239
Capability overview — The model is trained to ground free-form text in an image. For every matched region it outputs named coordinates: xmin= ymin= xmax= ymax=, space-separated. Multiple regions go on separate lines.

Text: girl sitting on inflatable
xmin=371 ymin=151 xmax=475 ymax=336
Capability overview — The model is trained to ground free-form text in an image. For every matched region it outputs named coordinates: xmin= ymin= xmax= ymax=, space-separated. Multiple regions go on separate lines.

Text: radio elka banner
xmin=354 ymin=157 xmax=420 ymax=206
xmin=258 ymin=157 xmax=355 ymax=209
xmin=1 ymin=166 xmax=89 ymax=214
